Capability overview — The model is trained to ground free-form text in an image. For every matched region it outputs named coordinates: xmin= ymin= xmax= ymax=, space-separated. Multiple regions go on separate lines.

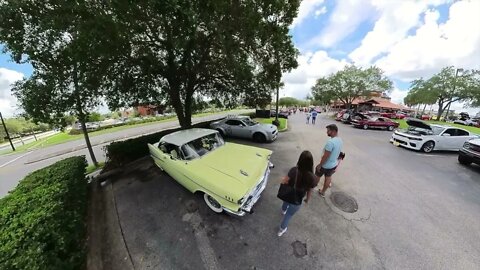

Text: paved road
xmin=0 ymin=111 xmax=251 ymax=197
xmin=110 ymin=112 xmax=480 ymax=269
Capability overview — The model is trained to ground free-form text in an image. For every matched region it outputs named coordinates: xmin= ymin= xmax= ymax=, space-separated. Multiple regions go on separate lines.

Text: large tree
xmin=406 ymin=67 xmax=480 ymax=120
xmin=311 ymin=65 xmax=393 ymax=108
xmin=0 ymin=0 xmax=120 ymax=165
xmin=104 ymin=0 xmax=299 ymax=127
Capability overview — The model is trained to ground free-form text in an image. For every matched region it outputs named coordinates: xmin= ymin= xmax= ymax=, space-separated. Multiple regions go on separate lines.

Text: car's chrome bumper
xmin=224 ymin=163 xmax=272 ymax=217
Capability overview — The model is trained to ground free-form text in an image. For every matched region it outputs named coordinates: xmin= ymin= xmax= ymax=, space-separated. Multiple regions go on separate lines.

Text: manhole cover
xmin=291 ymin=241 xmax=307 ymax=258
xmin=330 ymin=192 xmax=358 ymax=213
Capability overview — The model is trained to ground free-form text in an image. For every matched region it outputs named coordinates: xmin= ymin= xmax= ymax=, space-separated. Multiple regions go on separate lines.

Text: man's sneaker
xmin=318 ymin=190 xmax=325 ymax=198
xmin=277 ymin=227 xmax=287 ymax=236
xmin=282 ymin=209 xmax=287 ymax=215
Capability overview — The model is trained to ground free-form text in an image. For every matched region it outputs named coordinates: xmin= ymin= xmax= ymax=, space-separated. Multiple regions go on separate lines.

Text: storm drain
xmin=330 ymin=192 xmax=358 ymax=213
xmin=291 ymin=241 xmax=307 ymax=258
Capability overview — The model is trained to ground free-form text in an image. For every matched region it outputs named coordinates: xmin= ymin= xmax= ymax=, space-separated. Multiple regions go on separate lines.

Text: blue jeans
xmin=280 ymin=201 xmax=301 ymax=229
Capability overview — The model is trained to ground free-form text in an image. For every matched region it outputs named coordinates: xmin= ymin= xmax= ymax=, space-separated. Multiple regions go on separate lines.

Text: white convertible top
xmin=160 ymin=128 xmax=218 ymax=146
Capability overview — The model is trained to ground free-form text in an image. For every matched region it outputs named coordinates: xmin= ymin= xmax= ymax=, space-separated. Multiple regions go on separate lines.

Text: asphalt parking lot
xmin=110 ymin=113 xmax=480 ymax=270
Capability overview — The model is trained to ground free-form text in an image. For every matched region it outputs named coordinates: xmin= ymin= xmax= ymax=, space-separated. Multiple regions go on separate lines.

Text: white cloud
xmin=314 ymin=6 xmax=327 ymax=18
xmin=374 ymin=0 xmax=480 ymax=81
xmin=389 ymin=87 xmax=409 ymax=105
xmin=308 ymin=0 xmax=376 ymax=48
xmin=0 ymin=68 xmax=24 ymax=117
xmin=291 ymin=0 xmax=325 ymax=29
xmin=349 ymin=0 xmax=448 ymax=66
xmin=281 ymin=50 xmax=350 ymax=99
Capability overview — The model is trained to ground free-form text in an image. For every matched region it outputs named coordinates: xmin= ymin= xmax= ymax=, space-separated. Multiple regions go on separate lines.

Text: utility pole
xmin=0 ymin=111 xmax=15 ymax=151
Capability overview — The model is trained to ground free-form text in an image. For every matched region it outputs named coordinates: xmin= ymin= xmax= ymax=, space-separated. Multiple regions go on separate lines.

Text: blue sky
xmin=1 ymin=0 xmax=479 ymax=117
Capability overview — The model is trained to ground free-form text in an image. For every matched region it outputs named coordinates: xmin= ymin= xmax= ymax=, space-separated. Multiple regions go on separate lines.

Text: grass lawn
xmin=396 ymin=119 xmax=480 ymax=134
xmin=0 ymin=109 xmax=249 ymax=155
xmin=86 ymin=162 xmax=105 ymax=174
xmin=255 ymin=118 xmax=287 ymax=131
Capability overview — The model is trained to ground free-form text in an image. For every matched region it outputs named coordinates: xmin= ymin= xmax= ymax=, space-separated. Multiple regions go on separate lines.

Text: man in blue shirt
xmin=311 ymin=109 xmax=318 ymax=125
xmin=316 ymin=124 xmax=343 ymax=197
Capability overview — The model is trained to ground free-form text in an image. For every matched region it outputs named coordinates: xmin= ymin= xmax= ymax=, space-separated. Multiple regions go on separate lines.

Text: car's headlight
xmin=463 ymin=142 xmax=470 ymax=149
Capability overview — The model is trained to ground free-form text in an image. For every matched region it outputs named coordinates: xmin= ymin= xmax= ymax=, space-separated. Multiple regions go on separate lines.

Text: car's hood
xmin=186 ymin=143 xmax=272 ymax=199
xmin=406 ymin=118 xmax=431 ymax=130
xmin=258 ymin=123 xmax=277 ymax=132
xmin=468 ymin=138 xmax=480 ymax=146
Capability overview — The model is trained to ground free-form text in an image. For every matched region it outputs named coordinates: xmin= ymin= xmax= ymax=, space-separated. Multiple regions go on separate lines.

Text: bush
xmin=0 ymin=156 xmax=88 ymax=270
xmin=105 ymin=121 xmax=213 ymax=168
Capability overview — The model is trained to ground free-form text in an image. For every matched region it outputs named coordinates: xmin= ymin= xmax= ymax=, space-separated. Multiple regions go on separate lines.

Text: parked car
xmin=343 ymin=112 xmax=368 ymax=124
xmin=353 ymin=116 xmax=399 ymax=131
xmin=390 ymin=119 xmax=478 ymax=153
xmin=210 ymin=115 xmax=278 ymax=142
xmin=453 ymin=119 xmax=477 ymax=126
xmin=147 ymin=128 xmax=273 ymax=216
xmin=335 ymin=110 xmax=347 ymax=121
xmin=270 ymin=110 xmax=288 ymax=119
xmin=458 ymin=138 xmax=480 ymax=166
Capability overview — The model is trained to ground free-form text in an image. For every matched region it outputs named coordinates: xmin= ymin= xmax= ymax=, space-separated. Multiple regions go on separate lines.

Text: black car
xmin=458 ymin=138 xmax=480 ymax=166
xmin=270 ymin=110 xmax=288 ymax=119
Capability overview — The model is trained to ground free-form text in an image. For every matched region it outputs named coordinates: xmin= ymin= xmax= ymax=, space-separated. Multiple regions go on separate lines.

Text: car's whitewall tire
xmin=203 ymin=193 xmax=223 ymax=213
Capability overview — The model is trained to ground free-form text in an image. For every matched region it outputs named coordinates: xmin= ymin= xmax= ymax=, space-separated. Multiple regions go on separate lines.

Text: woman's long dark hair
xmin=295 ymin=150 xmax=314 ymax=189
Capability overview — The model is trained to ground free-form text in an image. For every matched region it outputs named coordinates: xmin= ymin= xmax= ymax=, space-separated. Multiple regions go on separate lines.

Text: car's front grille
xmin=468 ymin=144 xmax=480 ymax=153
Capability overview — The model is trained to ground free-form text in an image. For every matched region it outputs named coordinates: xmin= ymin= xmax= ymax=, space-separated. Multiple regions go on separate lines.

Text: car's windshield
xmin=180 ymin=133 xmax=225 ymax=160
xmin=243 ymin=118 xmax=258 ymax=126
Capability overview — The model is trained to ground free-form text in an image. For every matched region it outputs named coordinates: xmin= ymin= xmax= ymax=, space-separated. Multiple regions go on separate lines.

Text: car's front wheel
xmin=203 ymin=193 xmax=223 ymax=213
xmin=253 ymin=133 xmax=266 ymax=143
xmin=387 ymin=125 xmax=394 ymax=131
xmin=458 ymin=154 xmax=472 ymax=165
xmin=421 ymin=141 xmax=435 ymax=153
xmin=363 ymin=124 xmax=369 ymax=130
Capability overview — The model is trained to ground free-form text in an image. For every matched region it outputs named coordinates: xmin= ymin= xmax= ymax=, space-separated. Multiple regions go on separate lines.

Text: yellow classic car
xmin=148 ymin=128 xmax=273 ymax=216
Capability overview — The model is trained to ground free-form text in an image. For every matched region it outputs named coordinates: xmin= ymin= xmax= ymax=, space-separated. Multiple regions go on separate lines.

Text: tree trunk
xmin=443 ymin=99 xmax=453 ymax=121
xmin=421 ymin=104 xmax=427 ymax=114
xmin=436 ymin=100 xmax=445 ymax=121
xmin=79 ymin=113 xmax=98 ymax=167
xmin=73 ymin=62 xmax=98 ymax=167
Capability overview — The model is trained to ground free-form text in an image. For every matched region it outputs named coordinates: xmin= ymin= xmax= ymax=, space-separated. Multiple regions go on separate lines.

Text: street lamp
xmin=0 ymin=111 xmax=15 ymax=151
xmin=444 ymin=68 xmax=464 ymax=121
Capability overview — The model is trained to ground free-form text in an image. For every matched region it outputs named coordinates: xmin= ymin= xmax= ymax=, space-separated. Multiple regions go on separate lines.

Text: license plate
xmin=393 ymin=141 xmax=400 ymax=147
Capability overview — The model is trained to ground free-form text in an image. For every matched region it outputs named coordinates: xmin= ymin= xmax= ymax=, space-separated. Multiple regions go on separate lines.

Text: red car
xmin=335 ymin=110 xmax=347 ymax=121
xmin=380 ymin=112 xmax=407 ymax=119
xmin=353 ymin=116 xmax=400 ymax=131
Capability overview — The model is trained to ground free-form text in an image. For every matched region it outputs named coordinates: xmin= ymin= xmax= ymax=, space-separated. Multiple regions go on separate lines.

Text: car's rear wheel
xmin=458 ymin=155 xmax=472 ymax=165
xmin=387 ymin=125 xmax=394 ymax=131
xmin=203 ymin=193 xmax=223 ymax=213
xmin=253 ymin=133 xmax=266 ymax=143
xmin=363 ymin=124 xmax=369 ymax=130
xmin=421 ymin=141 xmax=435 ymax=153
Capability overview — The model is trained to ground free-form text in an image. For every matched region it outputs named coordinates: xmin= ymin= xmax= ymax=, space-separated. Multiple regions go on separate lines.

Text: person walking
xmin=311 ymin=109 xmax=318 ymax=125
xmin=277 ymin=151 xmax=317 ymax=236
xmin=316 ymin=124 xmax=343 ymax=197
xmin=306 ymin=111 xmax=311 ymax=124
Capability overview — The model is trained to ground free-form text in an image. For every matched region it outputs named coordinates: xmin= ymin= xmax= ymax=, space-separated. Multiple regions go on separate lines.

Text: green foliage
xmin=0 ymin=156 xmax=88 ymax=270
xmin=279 ymin=97 xmax=300 ymax=107
xmin=405 ymin=67 xmax=480 ymax=118
xmin=102 ymin=0 xmax=299 ymax=127
xmin=311 ymin=65 xmax=393 ymax=107
xmin=86 ymin=112 xmax=104 ymax=122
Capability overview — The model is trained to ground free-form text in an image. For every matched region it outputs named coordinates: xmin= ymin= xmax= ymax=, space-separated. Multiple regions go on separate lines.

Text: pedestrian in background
xmin=277 ymin=151 xmax=317 ymax=236
xmin=311 ymin=109 xmax=318 ymax=125
xmin=306 ymin=111 xmax=311 ymax=124
xmin=316 ymin=124 xmax=343 ymax=197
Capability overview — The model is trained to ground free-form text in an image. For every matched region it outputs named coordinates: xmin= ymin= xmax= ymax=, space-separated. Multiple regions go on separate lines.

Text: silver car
xmin=210 ymin=115 xmax=278 ymax=142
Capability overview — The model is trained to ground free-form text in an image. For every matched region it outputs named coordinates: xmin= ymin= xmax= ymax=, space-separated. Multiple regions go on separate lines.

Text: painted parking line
xmin=182 ymin=212 xmax=220 ymax=270
xmin=0 ymin=151 xmax=34 ymax=168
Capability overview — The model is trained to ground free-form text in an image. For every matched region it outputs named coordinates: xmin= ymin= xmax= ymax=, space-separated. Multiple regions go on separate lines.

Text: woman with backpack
xmin=277 ymin=150 xmax=317 ymax=236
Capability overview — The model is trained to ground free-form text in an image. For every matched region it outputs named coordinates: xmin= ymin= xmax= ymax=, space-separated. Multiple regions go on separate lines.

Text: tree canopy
xmin=311 ymin=65 xmax=392 ymax=108
xmin=404 ymin=67 xmax=480 ymax=119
